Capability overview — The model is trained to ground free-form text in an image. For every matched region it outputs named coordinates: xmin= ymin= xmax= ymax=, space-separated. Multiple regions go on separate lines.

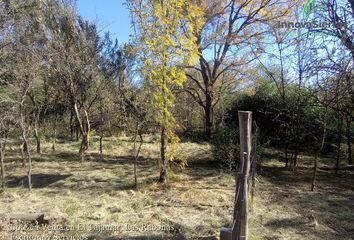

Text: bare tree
xmin=44 ymin=0 xmax=104 ymax=161
xmin=185 ymin=0 xmax=294 ymax=138
xmin=0 ymin=0 xmax=46 ymax=190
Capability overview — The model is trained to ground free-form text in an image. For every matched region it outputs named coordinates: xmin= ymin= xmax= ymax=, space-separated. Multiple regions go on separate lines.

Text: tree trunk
xmin=73 ymin=103 xmax=90 ymax=162
xmin=99 ymin=135 xmax=103 ymax=155
xmin=99 ymin=99 xmax=104 ymax=156
xmin=292 ymin=127 xmax=299 ymax=171
xmin=284 ymin=123 xmax=289 ymax=169
xmin=335 ymin=115 xmax=343 ymax=175
xmin=0 ymin=139 xmax=5 ymax=189
xmin=346 ymin=116 xmax=352 ymax=164
xmin=159 ymin=127 xmax=167 ymax=183
xmin=311 ymin=153 xmax=319 ymax=191
xmin=133 ymin=129 xmax=143 ymax=186
xmin=52 ymin=118 xmax=57 ymax=152
xmin=81 ymin=109 xmax=90 ymax=161
xmin=133 ymin=134 xmax=137 ymax=186
xmin=79 ymin=133 xmax=89 ymax=162
xmin=75 ymin=126 xmax=79 ymax=141
xmin=289 ymin=152 xmax=294 ymax=169
xmin=43 ymin=119 xmax=47 ymax=140
xmin=204 ymin=92 xmax=213 ymax=139
xmin=25 ymin=137 xmax=32 ymax=191
xmin=83 ymin=109 xmax=90 ymax=148
xmin=108 ymin=120 xmax=112 ymax=136
xmin=293 ymin=147 xmax=298 ymax=171
xmin=20 ymin=104 xmax=32 ymax=191
xmin=311 ymin=114 xmax=326 ymax=191
xmin=34 ymin=119 xmax=41 ymax=154
xmin=284 ymin=148 xmax=289 ymax=168
xmin=21 ymin=141 xmax=27 ymax=167
xmin=70 ymin=109 xmax=74 ymax=141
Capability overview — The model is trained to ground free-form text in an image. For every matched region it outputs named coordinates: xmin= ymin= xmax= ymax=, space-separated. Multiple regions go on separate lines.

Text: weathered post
xmin=237 ymin=111 xmax=252 ymax=240
xmin=220 ymin=111 xmax=252 ymax=240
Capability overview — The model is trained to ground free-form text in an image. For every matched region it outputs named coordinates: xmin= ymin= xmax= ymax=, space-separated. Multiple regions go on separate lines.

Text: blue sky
xmin=76 ymin=0 xmax=133 ymax=45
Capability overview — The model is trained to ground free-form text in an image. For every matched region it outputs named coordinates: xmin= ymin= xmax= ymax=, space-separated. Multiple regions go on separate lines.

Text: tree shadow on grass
xmin=263 ymin=217 xmax=334 ymax=240
xmin=260 ymin=164 xmax=354 ymax=192
xmin=261 ymin=151 xmax=284 ymax=162
xmin=88 ymin=154 xmax=156 ymax=167
xmin=259 ymin=165 xmax=313 ymax=185
xmin=258 ymin=161 xmax=354 ymax=239
xmin=31 ymin=151 xmax=78 ymax=163
xmin=187 ymin=159 xmax=221 ymax=169
xmin=265 ymin=217 xmax=309 ymax=229
xmin=5 ymin=173 xmax=72 ymax=188
xmin=32 ymin=151 xmax=155 ymax=167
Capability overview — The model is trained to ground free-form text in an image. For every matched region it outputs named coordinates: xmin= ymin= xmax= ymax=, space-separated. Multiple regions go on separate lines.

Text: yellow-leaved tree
xmin=128 ymin=0 xmax=205 ymax=183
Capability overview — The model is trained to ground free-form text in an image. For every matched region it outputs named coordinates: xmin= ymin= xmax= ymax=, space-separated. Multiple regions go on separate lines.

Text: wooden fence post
xmin=220 ymin=111 xmax=252 ymax=240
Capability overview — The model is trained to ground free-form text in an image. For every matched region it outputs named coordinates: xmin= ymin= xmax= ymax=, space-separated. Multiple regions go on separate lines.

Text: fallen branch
xmin=0 ymin=210 xmax=68 ymax=225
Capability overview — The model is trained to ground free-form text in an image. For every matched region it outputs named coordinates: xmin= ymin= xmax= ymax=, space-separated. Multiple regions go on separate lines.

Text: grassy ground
xmin=251 ymin=149 xmax=354 ymax=240
xmin=0 ymin=137 xmax=353 ymax=240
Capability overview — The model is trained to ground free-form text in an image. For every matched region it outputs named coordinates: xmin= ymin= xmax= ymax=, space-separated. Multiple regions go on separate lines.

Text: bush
xmin=211 ymin=125 xmax=240 ymax=169
xmin=339 ymin=143 xmax=354 ymax=164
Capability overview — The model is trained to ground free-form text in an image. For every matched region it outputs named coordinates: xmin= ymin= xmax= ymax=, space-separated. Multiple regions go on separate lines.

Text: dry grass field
xmin=0 ymin=137 xmax=353 ymax=239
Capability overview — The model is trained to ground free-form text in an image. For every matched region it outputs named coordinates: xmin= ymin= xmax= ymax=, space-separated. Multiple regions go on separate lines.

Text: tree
xmin=316 ymin=0 xmax=354 ymax=62
xmin=44 ymin=0 xmax=104 ymax=161
xmin=0 ymin=104 xmax=17 ymax=190
xmin=129 ymin=0 xmax=204 ymax=182
xmin=311 ymin=0 xmax=354 ymax=118
xmin=184 ymin=0 xmax=294 ymax=138
xmin=255 ymin=10 xmax=318 ymax=169
xmin=309 ymin=0 xmax=354 ymax=166
xmin=123 ymin=88 xmax=151 ymax=186
xmin=0 ymin=0 xmax=46 ymax=190
xmin=308 ymin=38 xmax=353 ymax=170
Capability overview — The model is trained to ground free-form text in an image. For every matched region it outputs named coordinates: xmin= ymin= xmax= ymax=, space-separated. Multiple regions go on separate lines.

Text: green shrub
xmin=211 ymin=125 xmax=240 ymax=169
xmin=339 ymin=143 xmax=354 ymax=164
